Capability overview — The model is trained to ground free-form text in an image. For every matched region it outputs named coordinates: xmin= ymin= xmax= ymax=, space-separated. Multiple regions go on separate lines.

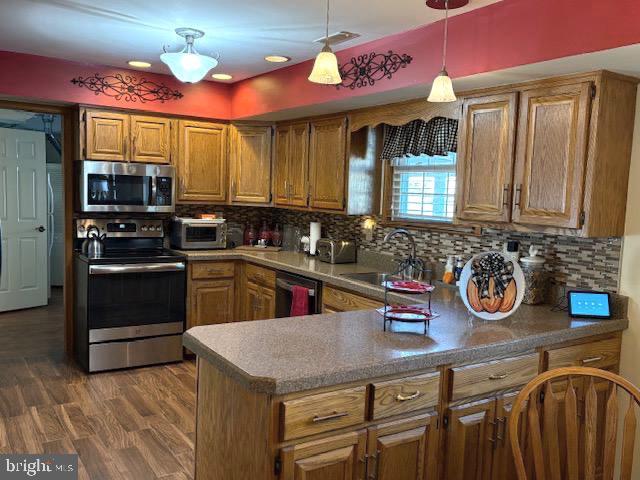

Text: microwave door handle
xmin=150 ymin=176 xmax=157 ymax=207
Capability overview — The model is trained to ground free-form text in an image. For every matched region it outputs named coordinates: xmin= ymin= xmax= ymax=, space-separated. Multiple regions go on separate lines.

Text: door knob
xmin=36 ymin=225 xmax=46 ymax=232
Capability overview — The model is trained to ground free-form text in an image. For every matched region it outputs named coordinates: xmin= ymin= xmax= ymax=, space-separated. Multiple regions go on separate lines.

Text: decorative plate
xmin=381 ymin=280 xmax=435 ymax=294
xmin=376 ymin=305 xmax=440 ymax=322
xmin=458 ymin=251 xmax=525 ymax=320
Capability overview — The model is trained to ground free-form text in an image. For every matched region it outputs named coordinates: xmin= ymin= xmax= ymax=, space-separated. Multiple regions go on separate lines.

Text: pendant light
xmin=161 ymin=28 xmax=219 ymax=84
xmin=428 ymin=0 xmax=456 ymax=102
xmin=308 ymin=0 xmax=342 ymax=85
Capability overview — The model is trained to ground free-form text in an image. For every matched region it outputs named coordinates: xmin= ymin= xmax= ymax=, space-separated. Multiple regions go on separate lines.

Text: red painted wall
xmin=0 ymin=50 xmax=232 ymax=119
xmin=230 ymin=0 xmax=640 ymax=118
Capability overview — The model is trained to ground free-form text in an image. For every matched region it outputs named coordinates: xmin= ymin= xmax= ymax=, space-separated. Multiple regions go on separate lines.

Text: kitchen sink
xmin=340 ymin=272 xmax=398 ymax=286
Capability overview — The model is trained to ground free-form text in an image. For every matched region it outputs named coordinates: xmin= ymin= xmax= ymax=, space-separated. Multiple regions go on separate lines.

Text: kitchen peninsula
xmin=184 ymin=286 xmax=627 ymax=480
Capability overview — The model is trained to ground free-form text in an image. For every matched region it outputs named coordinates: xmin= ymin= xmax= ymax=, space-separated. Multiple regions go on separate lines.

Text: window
xmin=390 ymin=151 xmax=457 ymax=223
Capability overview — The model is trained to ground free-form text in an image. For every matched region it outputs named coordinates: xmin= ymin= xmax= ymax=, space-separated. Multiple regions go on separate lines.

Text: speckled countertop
xmin=183 ymin=256 xmax=628 ymax=394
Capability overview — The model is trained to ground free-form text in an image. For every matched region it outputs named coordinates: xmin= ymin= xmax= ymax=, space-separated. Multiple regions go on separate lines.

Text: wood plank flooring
xmin=0 ymin=354 xmax=196 ymax=479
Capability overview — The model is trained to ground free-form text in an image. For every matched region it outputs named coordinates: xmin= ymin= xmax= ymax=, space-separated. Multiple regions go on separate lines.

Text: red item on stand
xmin=290 ymin=285 xmax=309 ymax=317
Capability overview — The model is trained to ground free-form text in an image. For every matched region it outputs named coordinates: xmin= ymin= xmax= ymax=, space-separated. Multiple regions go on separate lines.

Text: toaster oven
xmin=170 ymin=218 xmax=227 ymax=250
xmin=316 ymin=239 xmax=357 ymax=264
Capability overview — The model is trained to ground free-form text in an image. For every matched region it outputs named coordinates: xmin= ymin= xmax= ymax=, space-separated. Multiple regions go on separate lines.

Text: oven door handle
xmin=276 ymin=279 xmax=316 ymax=297
xmin=89 ymin=262 xmax=186 ymax=275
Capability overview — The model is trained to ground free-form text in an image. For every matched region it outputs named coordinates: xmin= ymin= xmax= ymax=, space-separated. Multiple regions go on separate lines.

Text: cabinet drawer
xmin=547 ymin=337 xmax=621 ymax=370
xmin=322 ymin=286 xmax=383 ymax=312
xmin=281 ymin=387 xmax=366 ymax=441
xmin=191 ymin=261 xmax=235 ymax=280
xmin=245 ymin=263 xmax=276 ymax=288
xmin=450 ymin=353 xmax=539 ymax=401
xmin=371 ymin=372 xmax=440 ymax=420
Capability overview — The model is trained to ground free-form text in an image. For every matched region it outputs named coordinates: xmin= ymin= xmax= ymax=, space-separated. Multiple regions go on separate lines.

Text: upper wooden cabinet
xmin=229 ymin=124 xmax=273 ymax=204
xmin=457 ymin=93 xmax=518 ymax=223
xmin=309 ymin=116 xmax=348 ymax=211
xmin=512 ymin=83 xmax=592 ymax=229
xmin=176 ymin=120 xmax=228 ymax=203
xmin=275 ymin=122 xmax=310 ymax=207
xmin=83 ymin=109 xmax=130 ymax=161
xmin=130 ymin=115 xmax=173 ymax=164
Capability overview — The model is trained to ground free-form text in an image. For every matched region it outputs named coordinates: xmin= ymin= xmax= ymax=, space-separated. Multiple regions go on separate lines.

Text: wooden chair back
xmin=509 ymin=367 xmax=640 ymax=480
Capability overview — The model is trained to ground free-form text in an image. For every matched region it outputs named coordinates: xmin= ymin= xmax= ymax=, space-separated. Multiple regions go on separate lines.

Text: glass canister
xmin=519 ymin=246 xmax=547 ymax=305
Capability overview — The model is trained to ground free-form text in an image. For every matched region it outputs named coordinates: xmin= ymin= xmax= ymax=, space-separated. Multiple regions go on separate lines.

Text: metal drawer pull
xmin=396 ymin=391 xmax=421 ymax=402
xmin=488 ymin=372 xmax=508 ymax=380
xmin=581 ymin=356 xmax=603 ymax=364
xmin=312 ymin=411 xmax=349 ymax=423
xmin=207 ymin=269 xmax=224 ymax=275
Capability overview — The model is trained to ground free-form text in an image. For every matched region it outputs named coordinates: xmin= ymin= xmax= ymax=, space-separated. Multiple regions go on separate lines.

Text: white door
xmin=0 ymin=128 xmax=48 ymax=312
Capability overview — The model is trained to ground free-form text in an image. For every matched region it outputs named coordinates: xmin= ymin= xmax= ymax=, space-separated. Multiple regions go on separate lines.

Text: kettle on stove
xmin=82 ymin=225 xmax=106 ymax=258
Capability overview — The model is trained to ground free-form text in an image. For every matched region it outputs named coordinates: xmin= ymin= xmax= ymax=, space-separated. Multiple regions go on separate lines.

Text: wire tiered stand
xmin=380 ymin=258 xmax=437 ymax=335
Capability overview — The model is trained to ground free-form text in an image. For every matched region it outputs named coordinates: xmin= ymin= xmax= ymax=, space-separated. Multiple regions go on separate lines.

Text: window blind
xmin=390 ymin=152 xmax=457 ymax=223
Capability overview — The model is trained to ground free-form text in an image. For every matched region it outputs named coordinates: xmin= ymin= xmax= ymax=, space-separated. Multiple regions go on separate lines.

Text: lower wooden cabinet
xmin=368 ymin=413 xmax=438 ymax=480
xmin=244 ymin=279 xmax=276 ymax=321
xmin=322 ymin=286 xmax=384 ymax=313
xmin=280 ymin=430 xmax=367 ymax=480
xmin=187 ymin=262 xmax=236 ymax=329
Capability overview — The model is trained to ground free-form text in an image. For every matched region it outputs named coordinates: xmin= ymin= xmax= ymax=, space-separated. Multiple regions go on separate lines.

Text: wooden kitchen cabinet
xmin=275 ymin=122 xmax=310 ymax=207
xmin=229 ymin=124 xmax=273 ymax=204
xmin=177 ymin=120 xmax=228 ymax=203
xmin=280 ymin=430 xmax=367 ymax=480
xmin=367 ymin=413 xmax=438 ymax=480
xmin=130 ymin=115 xmax=173 ymax=164
xmin=322 ymin=286 xmax=383 ymax=313
xmin=187 ymin=261 xmax=236 ymax=329
xmin=456 ymin=93 xmax=518 ymax=223
xmin=443 ymin=398 xmax=496 ymax=480
xmin=309 ymin=116 xmax=348 ymax=211
xmin=491 ymin=393 xmax=530 ymax=480
xmin=512 ymin=82 xmax=592 ymax=228
xmin=83 ymin=109 xmax=130 ymax=161
xmin=244 ymin=280 xmax=276 ymax=321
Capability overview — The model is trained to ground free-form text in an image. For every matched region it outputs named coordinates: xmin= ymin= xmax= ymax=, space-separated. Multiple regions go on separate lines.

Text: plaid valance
xmin=381 ymin=116 xmax=458 ymax=160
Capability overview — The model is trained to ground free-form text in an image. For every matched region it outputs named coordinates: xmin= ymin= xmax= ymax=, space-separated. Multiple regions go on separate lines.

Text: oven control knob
xmin=141 ymin=225 xmax=149 ymax=232
xmin=155 ymin=225 xmax=162 ymax=232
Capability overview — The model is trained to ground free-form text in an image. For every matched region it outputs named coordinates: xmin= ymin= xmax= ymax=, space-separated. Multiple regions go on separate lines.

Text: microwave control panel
xmin=156 ymin=177 xmax=173 ymax=206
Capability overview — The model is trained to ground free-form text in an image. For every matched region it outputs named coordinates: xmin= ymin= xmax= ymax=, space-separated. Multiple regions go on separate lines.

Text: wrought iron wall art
xmin=337 ymin=51 xmax=413 ymax=90
xmin=70 ymin=73 xmax=183 ymax=103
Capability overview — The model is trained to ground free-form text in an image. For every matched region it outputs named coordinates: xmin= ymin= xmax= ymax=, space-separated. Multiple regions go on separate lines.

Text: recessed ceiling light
xmin=211 ymin=73 xmax=233 ymax=80
xmin=128 ymin=60 xmax=152 ymax=68
xmin=264 ymin=55 xmax=291 ymax=63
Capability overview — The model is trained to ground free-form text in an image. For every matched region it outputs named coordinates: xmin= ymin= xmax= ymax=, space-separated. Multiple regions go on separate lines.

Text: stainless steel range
xmin=74 ymin=218 xmax=185 ymax=372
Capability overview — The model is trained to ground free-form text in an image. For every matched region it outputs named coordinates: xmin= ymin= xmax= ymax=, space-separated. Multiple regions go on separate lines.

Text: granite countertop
xmin=183 ymin=288 xmax=628 ymax=395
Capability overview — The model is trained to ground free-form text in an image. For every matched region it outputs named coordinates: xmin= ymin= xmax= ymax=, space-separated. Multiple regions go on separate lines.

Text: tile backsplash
xmin=176 ymin=205 xmax=622 ymax=294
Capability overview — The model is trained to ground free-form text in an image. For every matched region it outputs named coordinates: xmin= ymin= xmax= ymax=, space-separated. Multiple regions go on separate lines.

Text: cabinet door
xmin=512 ymin=83 xmax=592 ymax=228
xmin=274 ymin=125 xmax=291 ymax=205
xmin=444 ymin=398 xmax=496 ymax=480
xmin=258 ymin=286 xmax=276 ymax=320
xmin=84 ymin=110 xmax=130 ymax=161
xmin=230 ymin=125 xmax=272 ymax=204
xmin=288 ymin=122 xmax=310 ymax=207
xmin=280 ymin=430 xmax=367 ymax=480
xmin=131 ymin=115 xmax=172 ymax=164
xmin=492 ymin=393 xmax=531 ymax=480
xmin=244 ymin=280 xmax=262 ymax=322
xmin=177 ymin=120 xmax=227 ymax=202
xmin=309 ymin=117 xmax=347 ymax=211
xmin=190 ymin=279 xmax=235 ymax=328
xmin=457 ymin=93 xmax=518 ymax=223
xmin=368 ymin=413 xmax=438 ymax=480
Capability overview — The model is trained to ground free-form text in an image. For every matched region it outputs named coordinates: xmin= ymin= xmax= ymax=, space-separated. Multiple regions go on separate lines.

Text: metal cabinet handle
xmin=502 ymin=183 xmax=510 ymax=207
xmin=207 ymin=269 xmax=224 ymax=275
xmin=514 ymin=184 xmax=522 ymax=207
xmin=488 ymin=373 xmax=508 ymax=380
xmin=312 ymin=411 xmax=349 ymax=423
xmin=496 ymin=417 xmax=506 ymax=443
xmin=581 ymin=356 xmax=603 ymax=364
xmin=395 ymin=391 xmax=421 ymax=402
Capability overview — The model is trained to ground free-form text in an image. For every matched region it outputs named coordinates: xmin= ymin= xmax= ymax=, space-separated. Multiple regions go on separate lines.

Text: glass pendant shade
xmin=428 ymin=70 xmax=457 ymax=103
xmin=161 ymin=48 xmax=218 ymax=84
xmin=308 ymin=45 xmax=342 ymax=85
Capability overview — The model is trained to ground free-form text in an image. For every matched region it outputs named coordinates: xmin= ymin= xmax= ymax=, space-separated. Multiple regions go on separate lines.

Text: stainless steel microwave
xmin=170 ymin=217 xmax=227 ymax=250
xmin=77 ymin=161 xmax=175 ymax=213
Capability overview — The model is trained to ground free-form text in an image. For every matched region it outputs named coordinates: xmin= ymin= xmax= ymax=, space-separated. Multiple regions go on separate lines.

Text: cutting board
xmin=235 ymin=245 xmax=282 ymax=252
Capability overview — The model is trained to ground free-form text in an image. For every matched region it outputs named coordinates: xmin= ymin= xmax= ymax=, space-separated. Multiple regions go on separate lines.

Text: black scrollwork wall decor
xmin=337 ymin=51 xmax=413 ymax=90
xmin=70 ymin=73 xmax=183 ymax=103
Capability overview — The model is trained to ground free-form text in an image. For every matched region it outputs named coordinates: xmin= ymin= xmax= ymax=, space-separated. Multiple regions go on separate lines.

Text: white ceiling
xmin=0 ymin=0 xmax=502 ymax=82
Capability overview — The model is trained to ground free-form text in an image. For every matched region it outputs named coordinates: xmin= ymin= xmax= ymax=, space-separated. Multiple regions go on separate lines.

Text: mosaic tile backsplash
xmin=176 ymin=205 xmax=622 ymax=293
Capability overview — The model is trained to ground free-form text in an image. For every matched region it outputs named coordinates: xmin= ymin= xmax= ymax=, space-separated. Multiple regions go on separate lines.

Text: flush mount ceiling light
xmin=308 ymin=0 xmax=342 ymax=85
xmin=128 ymin=60 xmax=151 ymax=68
xmin=161 ymin=28 xmax=219 ymax=83
xmin=427 ymin=0 xmax=457 ymax=102
xmin=265 ymin=55 xmax=291 ymax=63
xmin=211 ymin=73 xmax=233 ymax=80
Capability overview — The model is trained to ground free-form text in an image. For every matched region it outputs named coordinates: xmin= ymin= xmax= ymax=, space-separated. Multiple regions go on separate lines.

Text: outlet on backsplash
xmin=175 ymin=205 xmax=622 ymax=293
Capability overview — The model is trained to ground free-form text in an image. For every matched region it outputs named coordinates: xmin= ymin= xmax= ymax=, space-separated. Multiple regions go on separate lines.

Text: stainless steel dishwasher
xmin=275 ymin=271 xmax=322 ymax=317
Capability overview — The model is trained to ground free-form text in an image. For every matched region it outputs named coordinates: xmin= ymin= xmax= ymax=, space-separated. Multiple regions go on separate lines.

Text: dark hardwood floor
xmin=0 ymin=288 xmax=196 ymax=479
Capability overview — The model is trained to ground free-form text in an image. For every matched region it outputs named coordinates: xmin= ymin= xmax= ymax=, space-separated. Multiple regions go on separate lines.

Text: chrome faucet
xmin=383 ymin=228 xmax=425 ymax=280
